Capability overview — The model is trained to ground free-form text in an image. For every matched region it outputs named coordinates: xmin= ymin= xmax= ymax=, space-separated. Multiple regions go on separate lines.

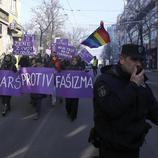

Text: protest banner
xmin=0 ymin=68 xmax=55 ymax=95
xmin=0 ymin=69 xmax=94 ymax=98
xmin=55 ymin=70 xmax=93 ymax=98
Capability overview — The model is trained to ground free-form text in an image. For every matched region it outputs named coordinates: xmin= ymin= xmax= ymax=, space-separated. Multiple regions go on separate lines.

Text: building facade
xmin=0 ymin=0 xmax=22 ymax=55
xmin=116 ymin=0 xmax=158 ymax=69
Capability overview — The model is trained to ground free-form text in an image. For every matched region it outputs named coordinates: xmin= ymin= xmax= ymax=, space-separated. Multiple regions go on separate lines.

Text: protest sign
xmin=56 ymin=38 xmax=68 ymax=46
xmin=55 ymin=44 xmax=77 ymax=60
xmin=13 ymin=34 xmax=35 ymax=55
xmin=78 ymin=48 xmax=93 ymax=64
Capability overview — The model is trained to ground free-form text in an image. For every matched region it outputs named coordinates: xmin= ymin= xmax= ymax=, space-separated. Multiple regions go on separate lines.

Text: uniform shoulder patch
xmin=97 ymin=85 xmax=107 ymax=97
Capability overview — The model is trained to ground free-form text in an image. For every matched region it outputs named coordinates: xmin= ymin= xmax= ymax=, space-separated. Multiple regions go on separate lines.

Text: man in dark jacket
xmin=93 ymin=44 xmax=158 ymax=158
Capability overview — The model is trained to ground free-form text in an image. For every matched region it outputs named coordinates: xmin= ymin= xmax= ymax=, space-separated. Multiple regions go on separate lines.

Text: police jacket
xmin=93 ymin=64 xmax=158 ymax=150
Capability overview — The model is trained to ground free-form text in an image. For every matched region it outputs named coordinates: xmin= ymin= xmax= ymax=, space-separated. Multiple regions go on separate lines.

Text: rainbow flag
xmin=81 ymin=22 xmax=110 ymax=48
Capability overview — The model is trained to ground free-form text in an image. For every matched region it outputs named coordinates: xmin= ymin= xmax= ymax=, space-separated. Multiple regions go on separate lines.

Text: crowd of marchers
xmin=0 ymin=52 xmax=97 ymax=120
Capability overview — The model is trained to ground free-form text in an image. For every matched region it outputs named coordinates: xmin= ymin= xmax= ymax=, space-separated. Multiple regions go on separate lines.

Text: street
xmin=0 ymin=71 xmax=158 ymax=158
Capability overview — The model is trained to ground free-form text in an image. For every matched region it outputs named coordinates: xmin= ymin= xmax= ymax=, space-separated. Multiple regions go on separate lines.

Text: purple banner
xmin=56 ymin=38 xmax=68 ymax=46
xmin=20 ymin=68 xmax=55 ymax=94
xmin=13 ymin=34 xmax=35 ymax=56
xmin=55 ymin=70 xmax=94 ymax=98
xmin=0 ymin=70 xmax=21 ymax=96
xmin=79 ymin=48 xmax=93 ymax=64
xmin=55 ymin=44 xmax=77 ymax=60
xmin=0 ymin=69 xmax=94 ymax=97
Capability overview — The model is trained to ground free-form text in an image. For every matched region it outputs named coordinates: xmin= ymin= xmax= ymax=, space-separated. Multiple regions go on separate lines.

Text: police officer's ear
xmin=119 ymin=54 xmax=126 ymax=65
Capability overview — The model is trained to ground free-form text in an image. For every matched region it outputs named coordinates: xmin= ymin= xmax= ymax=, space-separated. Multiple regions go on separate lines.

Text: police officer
xmin=93 ymin=44 xmax=158 ymax=158
xmin=92 ymin=56 xmax=98 ymax=76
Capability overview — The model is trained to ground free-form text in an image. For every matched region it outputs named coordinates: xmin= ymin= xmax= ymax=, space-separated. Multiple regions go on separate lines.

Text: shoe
xmin=2 ymin=104 xmax=7 ymax=116
xmin=70 ymin=117 xmax=76 ymax=122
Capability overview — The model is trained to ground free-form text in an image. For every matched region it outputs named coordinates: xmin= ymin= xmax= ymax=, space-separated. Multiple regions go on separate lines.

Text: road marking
xmin=20 ymin=108 xmax=55 ymax=158
xmin=66 ymin=125 xmax=87 ymax=138
xmin=6 ymin=146 xmax=29 ymax=158
xmin=22 ymin=113 xmax=37 ymax=120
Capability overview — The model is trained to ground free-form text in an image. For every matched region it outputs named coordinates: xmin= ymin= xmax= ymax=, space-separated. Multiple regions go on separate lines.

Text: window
xmin=11 ymin=0 xmax=17 ymax=14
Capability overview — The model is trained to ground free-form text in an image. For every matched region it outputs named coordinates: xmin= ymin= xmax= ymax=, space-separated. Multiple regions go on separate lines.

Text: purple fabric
xmin=78 ymin=48 xmax=93 ymax=64
xmin=20 ymin=68 xmax=55 ymax=94
xmin=13 ymin=34 xmax=35 ymax=55
xmin=55 ymin=70 xmax=94 ymax=98
xmin=0 ymin=70 xmax=21 ymax=96
xmin=55 ymin=44 xmax=77 ymax=60
xmin=0 ymin=69 xmax=94 ymax=97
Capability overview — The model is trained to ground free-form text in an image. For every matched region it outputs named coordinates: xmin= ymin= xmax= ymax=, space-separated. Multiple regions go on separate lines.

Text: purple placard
xmin=78 ymin=48 xmax=93 ymax=64
xmin=55 ymin=44 xmax=77 ymax=60
xmin=56 ymin=38 xmax=68 ymax=46
xmin=0 ymin=70 xmax=21 ymax=96
xmin=20 ymin=68 xmax=55 ymax=94
xmin=55 ymin=70 xmax=94 ymax=98
xmin=13 ymin=34 xmax=35 ymax=55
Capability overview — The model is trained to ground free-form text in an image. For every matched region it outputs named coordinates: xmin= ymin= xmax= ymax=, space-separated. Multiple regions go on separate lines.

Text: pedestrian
xmin=0 ymin=54 xmax=17 ymax=116
xmin=30 ymin=56 xmax=45 ymax=120
xmin=92 ymin=44 xmax=158 ymax=158
xmin=65 ymin=56 xmax=84 ymax=121
xmin=18 ymin=55 xmax=30 ymax=68
xmin=92 ymin=56 xmax=98 ymax=76
xmin=51 ymin=54 xmax=62 ymax=106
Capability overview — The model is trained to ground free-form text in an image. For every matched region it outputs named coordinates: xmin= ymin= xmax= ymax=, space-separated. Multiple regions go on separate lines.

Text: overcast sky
xmin=21 ymin=0 xmax=124 ymax=31
xmin=20 ymin=0 xmax=125 ymax=59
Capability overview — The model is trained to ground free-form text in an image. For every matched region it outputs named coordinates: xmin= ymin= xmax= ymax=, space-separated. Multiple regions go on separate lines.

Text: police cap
xmin=121 ymin=44 xmax=145 ymax=60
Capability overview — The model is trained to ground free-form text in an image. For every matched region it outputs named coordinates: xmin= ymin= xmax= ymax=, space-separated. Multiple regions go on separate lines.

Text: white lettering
xmin=8 ymin=76 xmax=14 ymax=88
xmin=0 ymin=76 xmax=7 ymax=87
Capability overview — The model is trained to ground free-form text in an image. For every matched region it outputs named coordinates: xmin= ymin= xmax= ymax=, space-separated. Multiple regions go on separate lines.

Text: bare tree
xmin=24 ymin=0 xmax=65 ymax=53
xmin=66 ymin=27 xmax=88 ymax=50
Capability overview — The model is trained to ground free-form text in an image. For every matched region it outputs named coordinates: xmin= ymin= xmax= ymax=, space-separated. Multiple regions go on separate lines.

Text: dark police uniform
xmin=93 ymin=44 xmax=158 ymax=158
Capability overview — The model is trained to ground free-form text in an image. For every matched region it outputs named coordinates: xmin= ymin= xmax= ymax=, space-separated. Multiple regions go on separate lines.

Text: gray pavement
xmin=0 ymin=95 xmax=97 ymax=158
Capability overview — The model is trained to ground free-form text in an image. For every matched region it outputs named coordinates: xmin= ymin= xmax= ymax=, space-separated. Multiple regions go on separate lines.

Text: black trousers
xmin=2 ymin=96 xmax=11 ymax=108
xmin=99 ymin=146 xmax=139 ymax=158
xmin=31 ymin=94 xmax=43 ymax=114
xmin=65 ymin=98 xmax=79 ymax=119
xmin=93 ymin=66 xmax=98 ymax=76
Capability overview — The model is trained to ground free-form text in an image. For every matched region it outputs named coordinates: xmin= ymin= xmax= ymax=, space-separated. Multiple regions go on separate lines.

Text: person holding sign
xmin=0 ymin=54 xmax=17 ymax=116
xmin=30 ymin=55 xmax=45 ymax=120
xmin=65 ymin=56 xmax=84 ymax=121
xmin=92 ymin=56 xmax=98 ymax=76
